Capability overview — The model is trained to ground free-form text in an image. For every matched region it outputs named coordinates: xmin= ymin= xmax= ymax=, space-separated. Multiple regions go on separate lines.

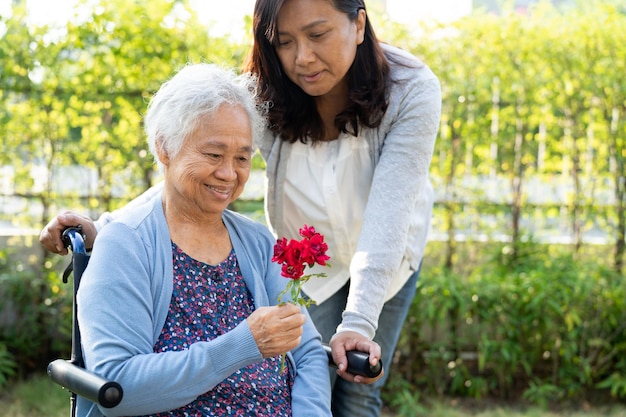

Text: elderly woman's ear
xmin=155 ymin=139 xmax=169 ymax=165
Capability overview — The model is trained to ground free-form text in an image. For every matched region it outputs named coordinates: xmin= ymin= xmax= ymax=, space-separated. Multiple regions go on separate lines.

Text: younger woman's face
xmin=274 ymin=0 xmax=365 ymax=100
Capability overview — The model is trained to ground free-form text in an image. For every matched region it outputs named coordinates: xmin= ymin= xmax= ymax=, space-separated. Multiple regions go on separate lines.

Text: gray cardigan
xmin=258 ymin=44 xmax=442 ymax=339
xmin=77 ymin=193 xmax=331 ymax=416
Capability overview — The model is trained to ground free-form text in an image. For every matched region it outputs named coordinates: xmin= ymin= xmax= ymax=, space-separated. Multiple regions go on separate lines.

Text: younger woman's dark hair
xmin=243 ymin=0 xmax=390 ymax=143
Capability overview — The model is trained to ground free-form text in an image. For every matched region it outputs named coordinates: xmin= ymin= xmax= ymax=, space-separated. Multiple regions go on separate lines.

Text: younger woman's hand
xmin=330 ymin=331 xmax=384 ymax=384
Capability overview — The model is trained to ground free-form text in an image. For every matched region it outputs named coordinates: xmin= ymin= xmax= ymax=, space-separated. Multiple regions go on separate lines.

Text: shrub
xmin=385 ymin=243 xmax=626 ymax=407
xmin=0 ymin=342 xmax=16 ymax=390
xmin=0 ymin=247 xmax=72 ymax=377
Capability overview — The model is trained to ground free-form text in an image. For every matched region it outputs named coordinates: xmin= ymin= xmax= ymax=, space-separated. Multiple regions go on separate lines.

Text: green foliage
xmin=0 ymin=0 xmax=251 ymax=229
xmin=409 ymin=0 xmax=626 ymax=268
xmin=522 ymin=380 xmax=563 ymax=409
xmin=597 ymin=373 xmax=626 ymax=400
xmin=0 ymin=342 xmax=16 ymax=390
xmin=383 ymin=377 xmax=428 ymax=417
xmin=251 ymin=151 xmax=266 ymax=170
xmin=0 ymin=374 xmax=69 ymax=417
xmin=386 ymin=244 xmax=626 ymax=409
xmin=0 ymin=247 xmax=72 ymax=376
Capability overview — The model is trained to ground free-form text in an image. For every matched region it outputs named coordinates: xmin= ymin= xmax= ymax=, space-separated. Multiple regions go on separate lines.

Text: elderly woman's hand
xmin=39 ymin=211 xmax=98 ymax=255
xmin=247 ymin=303 xmax=306 ymax=358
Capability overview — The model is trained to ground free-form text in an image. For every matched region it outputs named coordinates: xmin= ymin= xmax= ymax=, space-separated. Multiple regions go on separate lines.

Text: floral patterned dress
xmin=142 ymin=242 xmax=292 ymax=417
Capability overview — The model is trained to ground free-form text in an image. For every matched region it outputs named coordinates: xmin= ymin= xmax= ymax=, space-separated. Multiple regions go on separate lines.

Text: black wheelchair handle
xmin=61 ymin=226 xmax=87 ymax=283
xmin=62 ymin=225 xmax=87 ymax=254
xmin=323 ymin=344 xmax=383 ymax=378
xmin=48 ymin=359 xmax=123 ymax=408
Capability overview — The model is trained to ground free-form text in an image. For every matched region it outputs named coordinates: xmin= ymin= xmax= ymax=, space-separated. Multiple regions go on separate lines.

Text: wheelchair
xmin=47 ymin=226 xmax=382 ymax=416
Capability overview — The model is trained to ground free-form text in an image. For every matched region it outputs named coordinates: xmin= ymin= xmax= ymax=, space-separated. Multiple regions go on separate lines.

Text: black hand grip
xmin=62 ymin=226 xmax=87 ymax=254
xmin=323 ymin=344 xmax=383 ymax=378
xmin=47 ymin=359 xmax=123 ymax=408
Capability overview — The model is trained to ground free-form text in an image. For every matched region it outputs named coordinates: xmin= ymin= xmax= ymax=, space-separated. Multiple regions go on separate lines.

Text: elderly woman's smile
xmin=160 ymin=104 xmax=254 ymax=216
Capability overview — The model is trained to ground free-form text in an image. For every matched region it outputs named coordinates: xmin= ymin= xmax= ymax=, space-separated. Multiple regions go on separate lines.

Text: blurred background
xmin=1 ymin=0 xmax=625 ymax=416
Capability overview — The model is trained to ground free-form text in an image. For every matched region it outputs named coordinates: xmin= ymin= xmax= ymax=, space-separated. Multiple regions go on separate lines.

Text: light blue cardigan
xmin=76 ymin=192 xmax=331 ymax=416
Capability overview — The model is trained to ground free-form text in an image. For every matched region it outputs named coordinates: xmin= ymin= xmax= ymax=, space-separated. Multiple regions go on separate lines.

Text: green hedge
xmin=385 ymin=242 xmax=626 ymax=408
xmin=0 ymin=246 xmax=72 ymax=387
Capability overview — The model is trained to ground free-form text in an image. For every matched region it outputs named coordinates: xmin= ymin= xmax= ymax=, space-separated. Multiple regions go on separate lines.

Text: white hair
xmin=144 ymin=63 xmax=265 ymax=169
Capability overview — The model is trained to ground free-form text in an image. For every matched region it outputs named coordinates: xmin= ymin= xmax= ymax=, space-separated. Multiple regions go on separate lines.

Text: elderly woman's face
xmin=162 ymin=104 xmax=254 ymax=215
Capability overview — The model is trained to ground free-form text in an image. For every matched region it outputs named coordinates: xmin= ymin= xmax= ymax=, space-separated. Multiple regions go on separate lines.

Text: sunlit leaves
xmin=0 ymin=0 xmax=250 ymax=225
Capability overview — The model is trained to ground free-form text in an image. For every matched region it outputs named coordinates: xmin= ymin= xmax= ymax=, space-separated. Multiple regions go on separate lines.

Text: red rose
xmin=281 ymin=263 xmax=306 ymax=280
xmin=271 ymin=224 xmax=331 ymax=373
xmin=272 ymin=237 xmax=289 ymax=264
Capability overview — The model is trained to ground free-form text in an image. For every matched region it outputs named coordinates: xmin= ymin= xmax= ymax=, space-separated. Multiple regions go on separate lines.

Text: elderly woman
xmin=75 ymin=64 xmax=331 ymax=417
